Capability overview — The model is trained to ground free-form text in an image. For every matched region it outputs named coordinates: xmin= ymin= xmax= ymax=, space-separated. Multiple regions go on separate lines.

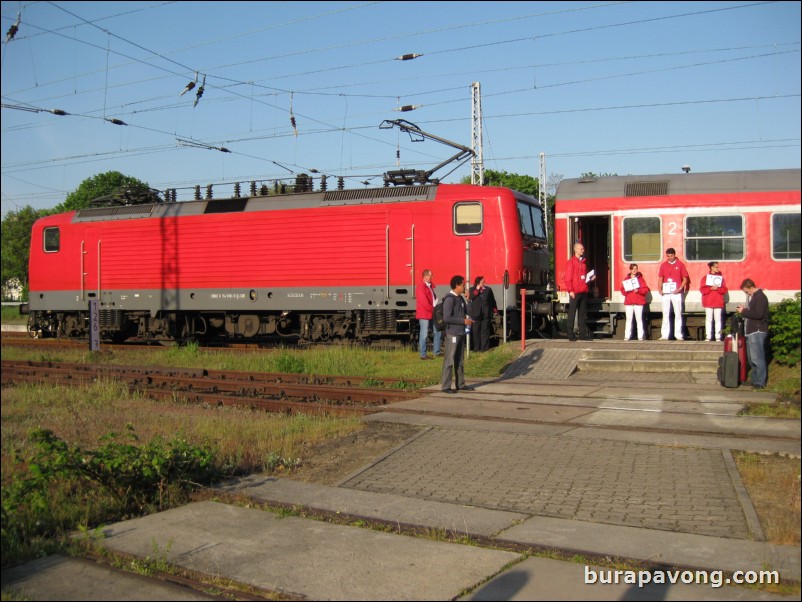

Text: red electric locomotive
xmin=26 ymin=183 xmax=550 ymax=344
xmin=553 ymin=168 xmax=801 ymax=339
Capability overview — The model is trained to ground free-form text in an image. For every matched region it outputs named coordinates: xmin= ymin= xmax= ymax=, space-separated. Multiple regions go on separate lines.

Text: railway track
xmin=1 ymin=359 xmax=421 ymax=417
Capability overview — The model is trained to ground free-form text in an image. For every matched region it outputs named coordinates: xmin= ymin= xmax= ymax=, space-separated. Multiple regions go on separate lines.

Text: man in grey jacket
xmin=736 ymin=278 xmax=769 ymax=389
xmin=440 ymin=275 xmax=474 ymax=393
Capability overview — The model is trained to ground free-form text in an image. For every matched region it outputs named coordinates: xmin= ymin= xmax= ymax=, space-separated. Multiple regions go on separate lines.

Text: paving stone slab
xmin=214 ymin=475 xmax=528 ymax=538
xmin=497 ymin=516 xmax=801 ymax=582
xmin=462 ymin=557 xmax=798 ymax=601
xmin=0 ymin=555 xmax=218 ymax=601
xmin=99 ymin=501 xmax=520 ymax=601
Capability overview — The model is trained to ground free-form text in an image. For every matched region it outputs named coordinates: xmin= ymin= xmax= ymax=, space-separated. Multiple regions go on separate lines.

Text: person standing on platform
xmin=700 ymin=261 xmax=728 ymax=342
xmin=564 ymin=242 xmax=595 ymax=341
xmin=736 ymin=278 xmax=769 ymax=389
xmin=469 ymin=276 xmax=496 ymax=352
xmin=657 ymin=248 xmax=690 ymax=340
xmin=440 ymin=275 xmax=474 ymax=393
xmin=620 ymin=263 xmax=649 ymax=341
xmin=415 ymin=269 xmax=441 ymax=360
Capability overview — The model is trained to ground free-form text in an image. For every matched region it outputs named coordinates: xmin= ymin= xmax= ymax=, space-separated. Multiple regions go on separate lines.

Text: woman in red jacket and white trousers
xmin=700 ymin=261 xmax=728 ymax=342
xmin=620 ymin=264 xmax=649 ymax=341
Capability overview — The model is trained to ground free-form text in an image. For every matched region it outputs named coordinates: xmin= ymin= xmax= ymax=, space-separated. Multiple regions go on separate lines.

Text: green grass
xmin=1 ymin=340 xmax=521 ymax=385
xmin=0 ymin=342 xmax=520 ymax=568
xmin=1 ymin=305 xmax=26 ymax=325
xmin=743 ymin=362 xmax=801 ymax=418
xmin=1 ymin=379 xmax=362 ymax=567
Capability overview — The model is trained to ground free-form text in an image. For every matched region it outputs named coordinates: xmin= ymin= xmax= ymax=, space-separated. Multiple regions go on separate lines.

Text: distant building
xmin=2 ymin=277 xmax=24 ymax=301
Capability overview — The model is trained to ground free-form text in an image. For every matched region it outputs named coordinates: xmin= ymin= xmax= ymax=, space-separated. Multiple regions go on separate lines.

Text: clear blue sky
xmin=2 ymin=1 xmax=800 ymax=215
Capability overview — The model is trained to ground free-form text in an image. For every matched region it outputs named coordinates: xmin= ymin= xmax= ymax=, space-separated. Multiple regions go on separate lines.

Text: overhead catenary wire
xmin=1 ymin=1 xmax=798 ymax=212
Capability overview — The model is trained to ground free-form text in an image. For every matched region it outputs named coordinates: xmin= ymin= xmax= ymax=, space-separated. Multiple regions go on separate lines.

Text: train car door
xmin=570 ymin=215 xmax=611 ymax=299
xmin=387 ymin=209 xmax=415 ymax=294
xmin=80 ymin=227 xmax=102 ymax=303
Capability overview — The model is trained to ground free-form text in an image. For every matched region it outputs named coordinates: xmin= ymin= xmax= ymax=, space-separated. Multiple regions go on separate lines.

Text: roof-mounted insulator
xmin=180 ymin=72 xmax=198 ymax=97
xmin=6 ymin=13 xmax=20 ymax=43
xmin=193 ymin=74 xmax=206 ymax=108
xmin=289 ymin=92 xmax=298 ymax=136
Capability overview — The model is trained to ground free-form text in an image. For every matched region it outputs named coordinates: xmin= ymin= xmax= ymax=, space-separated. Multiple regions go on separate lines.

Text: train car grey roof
xmin=555 ymin=168 xmax=801 ymax=200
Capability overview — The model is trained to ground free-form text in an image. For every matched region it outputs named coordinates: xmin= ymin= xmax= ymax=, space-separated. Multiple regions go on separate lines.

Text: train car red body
xmin=28 ymin=184 xmax=550 ymax=343
xmin=553 ymin=168 xmax=801 ymax=338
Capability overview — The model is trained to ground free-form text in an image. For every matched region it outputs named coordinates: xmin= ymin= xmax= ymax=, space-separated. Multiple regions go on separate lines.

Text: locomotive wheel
xmin=238 ymin=314 xmax=260 ymax=338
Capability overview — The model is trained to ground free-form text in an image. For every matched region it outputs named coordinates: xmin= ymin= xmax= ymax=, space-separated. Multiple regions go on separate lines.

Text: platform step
xmin=576 ymin=347 xmax=722 ymax=374
xmin=580 ymin=349 xmax=721 ymax=362
xmin=576 ymin=358 xmax=719 ymax=373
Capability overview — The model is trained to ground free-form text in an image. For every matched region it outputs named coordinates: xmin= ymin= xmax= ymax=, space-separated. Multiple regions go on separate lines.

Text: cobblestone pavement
xmin=342 ymin=428 xmax=750 ymax=539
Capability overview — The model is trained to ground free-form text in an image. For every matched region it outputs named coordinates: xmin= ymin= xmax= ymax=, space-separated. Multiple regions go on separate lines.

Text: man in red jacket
xmin=416 ymin=269 xmax=442 ymax=359
xmin=564 ymin=242 xmax=595 ymax=341
xmin=700 ymin=261 xmax=728 ymax=342
xmin=657 ymin=248 xmax=690 ymax=340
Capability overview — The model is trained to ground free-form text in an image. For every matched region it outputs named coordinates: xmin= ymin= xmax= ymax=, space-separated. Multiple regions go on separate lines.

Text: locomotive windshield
xmin=517 ymin=201 xmax=546 ymax=240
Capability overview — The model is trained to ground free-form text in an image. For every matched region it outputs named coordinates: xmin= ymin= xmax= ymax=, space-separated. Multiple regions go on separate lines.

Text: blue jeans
xmin=745 ymin=331 xmax=768 ymax=387
xmin=418 ymin=319 xmax=442 ymax=357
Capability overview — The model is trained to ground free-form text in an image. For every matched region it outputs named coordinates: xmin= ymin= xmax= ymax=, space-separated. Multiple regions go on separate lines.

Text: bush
xmin=1 ymin=426 xmax=220 ymax=565
xmin=770 ymin=293 xmax=801 ymax=367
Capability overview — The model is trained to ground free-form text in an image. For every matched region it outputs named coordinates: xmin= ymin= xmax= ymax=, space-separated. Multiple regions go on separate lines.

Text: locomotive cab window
xmin=43 ymin=227 xmax=60 ymax=253
xmin=518 ymin=201 xmax=546 ymax=240
xmin=684 ymin=215 xmax=744 ymax=261
xmin=772 ymin=213 xmax=801 ymax=260
xmin=623 ymin=217 xmax=661 ymax=262
xmin=454 ymin=202 xmax=482 ymax=235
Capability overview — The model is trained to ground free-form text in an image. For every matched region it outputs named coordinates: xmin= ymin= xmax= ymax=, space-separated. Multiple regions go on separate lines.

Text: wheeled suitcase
xmin=718 ymin=351 xmax=740 ymax=388
xmin=719 ymin=331 xmax=741 ymax=388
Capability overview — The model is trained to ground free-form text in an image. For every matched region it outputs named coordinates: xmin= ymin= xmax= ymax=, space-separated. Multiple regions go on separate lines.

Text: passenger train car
xmin=553 ymin=168 xmax=801 ymax=339
xmin=26 ymin=183 xmax=550 ymax=343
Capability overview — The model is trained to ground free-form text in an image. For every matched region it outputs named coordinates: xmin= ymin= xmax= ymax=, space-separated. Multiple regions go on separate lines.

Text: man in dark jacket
xmin=440 ymin=275 xmax=474 ymax=393
xmin=469 ymin=276 xmax=497 ymax=352
xmin=736 ymin=278 xmax=769 ymax=389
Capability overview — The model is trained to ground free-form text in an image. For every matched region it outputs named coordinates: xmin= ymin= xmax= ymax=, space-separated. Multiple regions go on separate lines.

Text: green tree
xmin=461 ymin=169 xmax=560 ymax=253
xmin=1 ymin=206 xmax=40 ymax=294
xmin=52 ymin=171 xmax=150 ymax=213
xmin=462 ymin=169 xmax=540 ymax=197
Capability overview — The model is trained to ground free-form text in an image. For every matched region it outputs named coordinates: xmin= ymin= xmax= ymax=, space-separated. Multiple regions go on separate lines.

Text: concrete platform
xmin=463 ymin=557 xmax=795 ymax=601
xmin=0 ymin=555 xmax=220 ymax=601
xmin=2 ymin=338 xmax=799 ymax=601
xmin=98 ymin=501 xmax=520 ymax=601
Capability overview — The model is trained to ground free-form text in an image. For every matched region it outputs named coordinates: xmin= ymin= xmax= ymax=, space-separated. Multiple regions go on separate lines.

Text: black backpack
xmin=434 ymin=299 xmax=447 ymax=332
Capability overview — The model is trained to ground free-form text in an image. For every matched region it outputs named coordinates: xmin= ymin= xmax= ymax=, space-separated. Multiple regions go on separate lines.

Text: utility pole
xmin=539 ymin=152 xmax=548 ymax=244
xmin=471 ymin=82 xmax=484 ymax=186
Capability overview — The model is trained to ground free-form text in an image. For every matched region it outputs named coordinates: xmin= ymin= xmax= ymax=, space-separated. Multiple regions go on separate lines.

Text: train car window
xmin=684 ymin=215 xmax=744 ymax=261
xmin=454 ymin=202 xmax=482 ymax=235
xmin=43 ymin=227 xmax=60 ymax=253
xmin=623 ymin=217 xmax=661 ymax=262
xmin=772 ymin=213 xmax=801 ymax=260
